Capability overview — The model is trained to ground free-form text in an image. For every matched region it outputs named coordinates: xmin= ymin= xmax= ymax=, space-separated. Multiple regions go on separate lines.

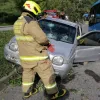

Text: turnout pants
xmin=21 ymin=59 xmax=58 ymax=94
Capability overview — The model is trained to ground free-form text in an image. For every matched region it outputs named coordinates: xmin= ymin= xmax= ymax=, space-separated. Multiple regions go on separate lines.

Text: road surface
xmin=0 ymin=26 xmax=13 ymax=31
xmin=0 ymin=61 xmax=100 ymax=100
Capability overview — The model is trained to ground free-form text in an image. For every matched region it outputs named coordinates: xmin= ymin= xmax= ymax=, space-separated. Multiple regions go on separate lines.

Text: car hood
xmin=48 ymin=39 xmax=74 ymax=59
xmin=9 ymin=37 xmax=73 ymax=59
xmin=8 ymin=36 xmax=16 ymax=45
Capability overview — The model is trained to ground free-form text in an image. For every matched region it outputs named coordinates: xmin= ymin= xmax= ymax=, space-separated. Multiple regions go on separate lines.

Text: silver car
xmin=4 ymin=17 xmax=100 ymax=79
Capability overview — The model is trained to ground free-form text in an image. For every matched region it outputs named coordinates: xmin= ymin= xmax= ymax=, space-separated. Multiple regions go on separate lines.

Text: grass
xmin=9 ymin=74 xmax=22 ymax=86
xmin=0 ymin=23 xmax=12 ymax=26
xmin=0 ymin=30 xmax=22 ymax=86
xmin=0 ymin=30 xmax=14 ymax=78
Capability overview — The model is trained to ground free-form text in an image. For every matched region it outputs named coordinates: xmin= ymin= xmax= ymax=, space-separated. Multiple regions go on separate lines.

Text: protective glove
xmin=47 ymin=44 xmax=55 ymax=53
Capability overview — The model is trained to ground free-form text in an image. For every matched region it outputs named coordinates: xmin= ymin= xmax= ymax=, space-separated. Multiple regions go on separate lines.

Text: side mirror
xmin=89 ymin=14 xmax=95 ymax=21
xmin=90 ymin=14 xmax=95 ymax=18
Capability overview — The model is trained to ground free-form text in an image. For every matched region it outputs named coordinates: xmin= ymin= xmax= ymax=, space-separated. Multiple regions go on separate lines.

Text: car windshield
xmin=39 ymin=19 xmax=76 ymax=44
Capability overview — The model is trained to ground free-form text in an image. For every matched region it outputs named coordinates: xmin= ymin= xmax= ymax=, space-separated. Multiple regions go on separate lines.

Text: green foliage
xmin=9 ymin=74 xmax=22 ymax=86
xmin=0 ymin=0 xmax=20 ymax=24
xmin=0 ymin=31 xmax=14 ymax=78
xmin=43 ymin=0 xmax=97 ymax=21
xmin=0 ymin=0 xmax=16 ymax=13
xmin=14 ymin=0 xmax=26 ymax=11
xmin=0 ymin=30 xmax=21 ymax=86
xmin=13 ymin=0 xmax=97 ymax=21
xmin=0 ymin=0 xmax=98 ymax=23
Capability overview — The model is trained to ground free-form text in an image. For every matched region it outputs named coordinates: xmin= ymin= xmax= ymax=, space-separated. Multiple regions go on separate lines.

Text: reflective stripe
xmin=16 ymin=35 xmax=33 ymax=41
xmin=20 ymin=56 xmax=48 ymax=61
xmin=51 ymin=89 xmax=67 ymax=99
xmin=18 ymin=16 xmax=23 ymax=19
xmin=22 ymin=82 xmax=33 ymax=86
xmin=45 ymin=82 xmax=57 ymax=89
xmin=14 ymin=20 xmax=23 ymax=35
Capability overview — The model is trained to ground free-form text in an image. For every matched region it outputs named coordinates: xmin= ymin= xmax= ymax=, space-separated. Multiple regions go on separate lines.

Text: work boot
xmin=44 ymin=88 xmax=67 ymax=100
xmin=22 ymin=88 xmax=38 ymax=100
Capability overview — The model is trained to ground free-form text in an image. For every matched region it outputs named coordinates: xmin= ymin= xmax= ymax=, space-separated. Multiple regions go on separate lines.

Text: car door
xmin=74 ymin=31 xmax=100 ymax=62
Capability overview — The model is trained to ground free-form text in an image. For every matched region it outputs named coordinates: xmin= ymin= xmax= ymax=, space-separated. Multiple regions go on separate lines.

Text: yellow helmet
xmin=23 ymin=1 xmax=41 ymax=16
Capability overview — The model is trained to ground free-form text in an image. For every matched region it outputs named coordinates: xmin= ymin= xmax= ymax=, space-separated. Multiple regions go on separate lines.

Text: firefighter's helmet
xmin=23 ymin=1 xmax=41 ymax=16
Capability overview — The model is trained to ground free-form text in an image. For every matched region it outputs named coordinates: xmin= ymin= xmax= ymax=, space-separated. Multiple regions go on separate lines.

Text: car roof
xmin=40 ymin=17 xmax=78 ymax=28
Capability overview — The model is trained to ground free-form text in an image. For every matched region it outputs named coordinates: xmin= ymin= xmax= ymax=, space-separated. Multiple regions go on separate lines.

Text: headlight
xmin=9 ymin=42 xmax=18 ymax=51
xmin=52 ymin=56 xmax=64 ymax=66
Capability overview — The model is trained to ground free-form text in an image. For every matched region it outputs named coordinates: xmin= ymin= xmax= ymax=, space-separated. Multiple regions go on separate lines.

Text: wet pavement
xmin=0 ymin=61 xmax=100 ymax=100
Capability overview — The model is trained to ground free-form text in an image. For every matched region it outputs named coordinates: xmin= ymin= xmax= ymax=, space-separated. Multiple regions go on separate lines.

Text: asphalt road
xmin=0 ymin=26 xmax=13 ymax=31
xmin=0 ymin=61 xmax=100 ymax=100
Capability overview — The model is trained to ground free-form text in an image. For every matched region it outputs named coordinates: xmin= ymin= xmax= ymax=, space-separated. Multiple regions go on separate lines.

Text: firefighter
xmin=13 ymin=1 xmax=67 ymax=100
xmin=41 ymin=12 xmax=48 ymax=19
xmin=60 ymin=11 xmax=66 ymax=20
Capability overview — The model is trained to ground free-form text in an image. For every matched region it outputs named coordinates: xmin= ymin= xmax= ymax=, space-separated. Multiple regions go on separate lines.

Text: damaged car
xmin=4 ymin=17 xmax=100 ymax=79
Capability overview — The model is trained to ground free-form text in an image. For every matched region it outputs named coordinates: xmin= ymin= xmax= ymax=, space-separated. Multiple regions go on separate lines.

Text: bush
xmin=0 ymin=12 xmax=20 ymax=24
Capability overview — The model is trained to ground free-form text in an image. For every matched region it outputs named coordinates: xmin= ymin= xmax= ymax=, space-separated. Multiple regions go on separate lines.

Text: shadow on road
xmin=85 ymin=69 xmax=100 ymax=83
xmin=62 ymin=73 xmax=76 ymax=84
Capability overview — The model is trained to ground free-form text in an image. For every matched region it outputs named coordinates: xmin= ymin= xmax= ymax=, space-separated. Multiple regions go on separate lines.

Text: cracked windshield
xmin=39 ymin=20 xmax=76 ymax=44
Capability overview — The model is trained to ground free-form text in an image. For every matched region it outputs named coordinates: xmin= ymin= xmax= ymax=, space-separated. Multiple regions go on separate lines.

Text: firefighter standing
xmin=13 ymin=1 xmax=67 ymax=100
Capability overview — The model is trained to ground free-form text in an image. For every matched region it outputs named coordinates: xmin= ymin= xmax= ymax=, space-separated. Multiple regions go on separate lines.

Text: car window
xmin=39 ymin=19 xmax=76 ymax=44
xmin=78 ymin=32 xmax=100 ymax=46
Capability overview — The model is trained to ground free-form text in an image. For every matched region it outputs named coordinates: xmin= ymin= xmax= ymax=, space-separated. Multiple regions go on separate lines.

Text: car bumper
xmin=4 ymin=44 xmax=72 ymax=79
xmin=53 ymin=63 xmax=72 ymax=79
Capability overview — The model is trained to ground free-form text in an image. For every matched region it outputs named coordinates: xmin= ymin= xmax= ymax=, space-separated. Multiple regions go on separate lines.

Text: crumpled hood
xmin=9 ymin=37 xmax=74 ymax=59
xmin=48 ymin=39 xmax=73 ymax=59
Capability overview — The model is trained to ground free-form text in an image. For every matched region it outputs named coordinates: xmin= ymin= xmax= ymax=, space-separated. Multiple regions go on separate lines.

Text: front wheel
xmin=14 ymin=65 xmax=23 ymax=75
